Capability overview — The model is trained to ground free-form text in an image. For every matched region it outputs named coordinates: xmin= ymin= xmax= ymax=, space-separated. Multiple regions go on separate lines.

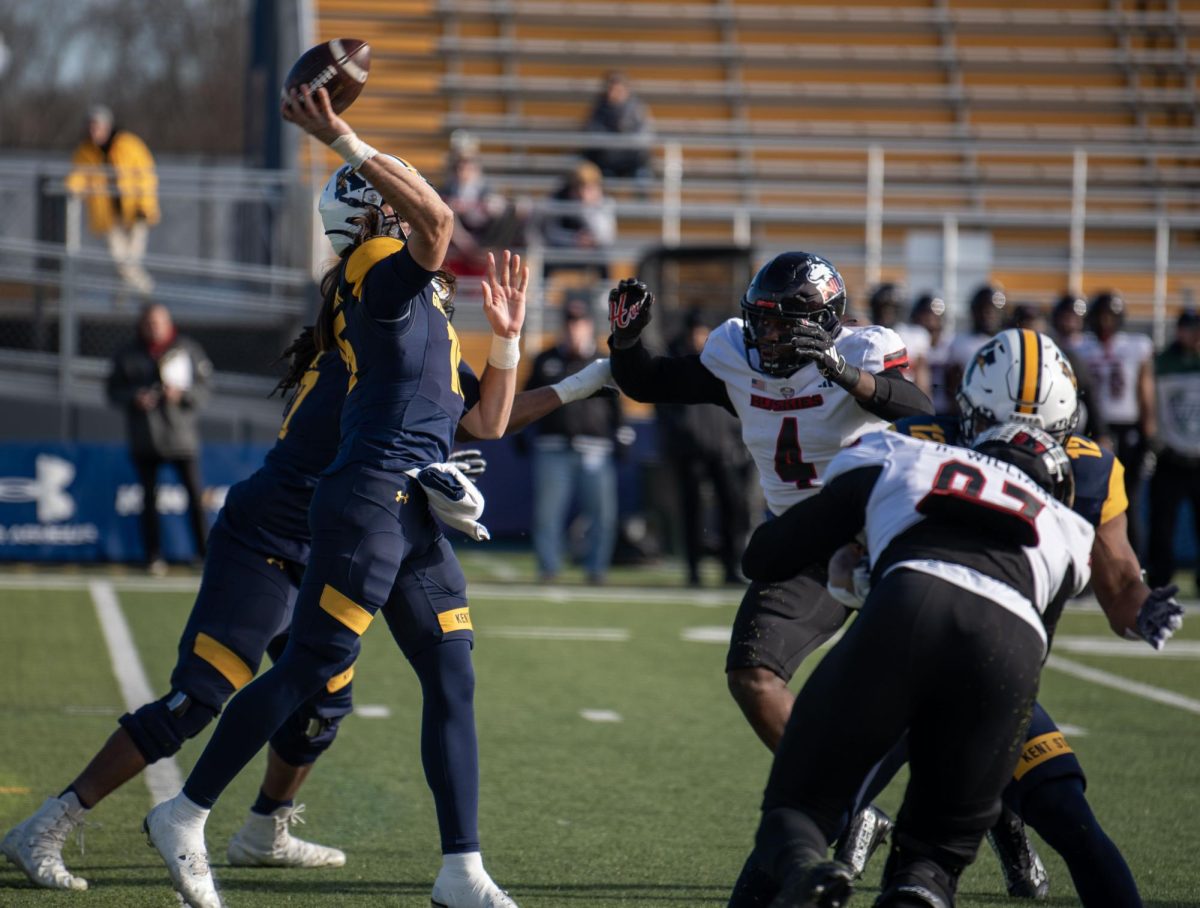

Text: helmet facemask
xmin=740 ymin=253 xmax=846 ymax=378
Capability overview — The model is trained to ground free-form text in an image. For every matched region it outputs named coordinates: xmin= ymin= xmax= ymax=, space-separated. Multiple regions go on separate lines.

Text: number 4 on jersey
xmin=774 ymin=417 xmax=817 ymax=489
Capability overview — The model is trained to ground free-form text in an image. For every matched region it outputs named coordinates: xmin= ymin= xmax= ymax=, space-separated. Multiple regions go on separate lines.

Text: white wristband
xmin=329 ymin=132 xmax=378 ymax=171
xmin=552 ymin=358 xmax=612 ymax=404
xmin=488 ymin=334 xmax=521 ymax=370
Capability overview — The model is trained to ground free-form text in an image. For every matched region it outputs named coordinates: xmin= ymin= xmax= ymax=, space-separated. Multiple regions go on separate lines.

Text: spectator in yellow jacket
xmin=66 ymin=105 xmax=159 ymax=298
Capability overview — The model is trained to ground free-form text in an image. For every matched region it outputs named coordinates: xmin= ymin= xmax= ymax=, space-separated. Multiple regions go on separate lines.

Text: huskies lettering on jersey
xmin=750 ymin=393 xmax=824 ymax=412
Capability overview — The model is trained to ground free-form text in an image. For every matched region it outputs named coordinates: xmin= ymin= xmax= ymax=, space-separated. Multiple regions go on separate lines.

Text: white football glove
xmin=1126 ymin=584 xmax=1185 ymax=650
xmin=447 ymin=448 xmax=487 ymax=477
xmin=826 ymin=543 xmax=871 ymax=610
xmin=551 ymin=358 xmax=614 ymax=404
xmin=405 ymin=463 xmax=490 ymax=541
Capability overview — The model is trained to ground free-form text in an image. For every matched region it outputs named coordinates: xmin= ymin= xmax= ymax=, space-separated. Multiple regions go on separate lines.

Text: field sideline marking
xmin=88 ymin=580 xmax=183 ymax=805
xmin=1045 ymin=654 xmax=1200 ymax=716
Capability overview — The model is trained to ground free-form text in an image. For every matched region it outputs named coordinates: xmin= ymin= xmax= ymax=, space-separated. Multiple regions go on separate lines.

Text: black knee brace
xmin=268 ymin=682 xmax=353 ymax=766
xmin=120 ymin=691 xmax=218 ymax=764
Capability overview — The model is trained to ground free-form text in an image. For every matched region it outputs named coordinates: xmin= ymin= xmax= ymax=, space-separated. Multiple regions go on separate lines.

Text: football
xmin=281 ymin=38 xmax=371 ymax=114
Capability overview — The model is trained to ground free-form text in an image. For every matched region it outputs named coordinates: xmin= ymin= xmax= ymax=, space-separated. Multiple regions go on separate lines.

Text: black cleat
xmin=986 ymin=806 xmax=1049 ymax=899
xmin=874 ymin=882 xmax=951 ymax=908
xmin=834 ymin=805 xmax=894 ymax=878
xmin=768 ymin=860 xmax=855 ymax=908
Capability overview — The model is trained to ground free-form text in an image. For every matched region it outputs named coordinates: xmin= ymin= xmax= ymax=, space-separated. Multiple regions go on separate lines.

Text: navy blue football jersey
xmin=326 ymin=238 xmax=469 ymax=474
xmin=891 ymin=415 xmax=1127 ymax=528
xmin=217 ymin=351 xmax=348 ymax=564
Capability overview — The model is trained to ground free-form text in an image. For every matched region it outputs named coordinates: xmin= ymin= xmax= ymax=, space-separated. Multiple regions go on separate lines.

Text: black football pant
xmin=1147 ymin=450 xmax=1200 ymax=589
xmin=672 ymin=451 xmax=748 ymax=583
xmin=133 ymin=454 xmax=208 ymax=563
xmin=741 ymin=569 xmax=1044 ymax=905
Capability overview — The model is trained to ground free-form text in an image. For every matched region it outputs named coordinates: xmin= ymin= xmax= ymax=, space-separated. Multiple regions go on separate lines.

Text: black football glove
xmin=447 ymin=448 xmax=487 ymax=478
xmin=1128 ymin=584 xmax=1184 ymax=650
xmin=608 ymin=278 xmax=653 ymax=349
xmin=792 ymin=320 xmax=860 ymax=390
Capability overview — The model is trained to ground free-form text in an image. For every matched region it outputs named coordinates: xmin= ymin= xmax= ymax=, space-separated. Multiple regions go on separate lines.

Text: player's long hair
xmin=271 ymin=325 xmax=317 ymax=397
xmin=314 ymin=209 xmax=458 ymax=353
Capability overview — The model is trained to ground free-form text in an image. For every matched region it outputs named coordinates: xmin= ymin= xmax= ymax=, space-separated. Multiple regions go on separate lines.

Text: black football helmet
xmin=740 ymin=252 xmax=847 ymax=377
xmin=972 ymin=422 xmax=1075 ymax=507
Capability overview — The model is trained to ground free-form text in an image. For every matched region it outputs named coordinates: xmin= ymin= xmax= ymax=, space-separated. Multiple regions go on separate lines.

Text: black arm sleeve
xmin=741 ymin=465 xmax=883 ymax=582
xmin=608 ymin=336 xmax=734 ymax=413
xmin=855 ymin=367 xmax=935 ymax=420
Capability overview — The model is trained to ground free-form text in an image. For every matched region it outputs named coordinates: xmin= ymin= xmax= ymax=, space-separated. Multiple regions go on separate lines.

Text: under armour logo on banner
xmin=0 ymin=454 xmax=76 ymax=523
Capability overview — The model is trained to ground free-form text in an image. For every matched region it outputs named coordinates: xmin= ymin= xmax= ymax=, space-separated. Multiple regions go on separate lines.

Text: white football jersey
xmin=700 ymin=319 xmax=907 ymax=515
xmin=926 ymin=334 xmax=954 ymax=414
xmin=1075 ymin=331 xmax=1154 ymax=424
xmin=825 ymin=431 xmax=1094 ymax=648
xmin=949 ymin=331 xmax=993 ymax=371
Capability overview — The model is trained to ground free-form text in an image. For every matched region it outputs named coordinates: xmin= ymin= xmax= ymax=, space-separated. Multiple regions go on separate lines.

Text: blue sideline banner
xmin=0 ymin=443 xmax=268 ymax=563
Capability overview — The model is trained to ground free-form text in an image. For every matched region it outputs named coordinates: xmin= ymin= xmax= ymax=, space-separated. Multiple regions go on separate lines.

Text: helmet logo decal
xmin=806 ymin=262 xmax=844 ymax=304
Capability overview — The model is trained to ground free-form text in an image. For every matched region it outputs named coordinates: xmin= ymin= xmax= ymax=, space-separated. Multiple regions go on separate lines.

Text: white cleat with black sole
xmin=1 ymin=796 xmax=88 ymax=891
xmin=144 ymin=799 xmax=223 ymax=908
xmin=227 ymin=803 xmax=346 ymax=868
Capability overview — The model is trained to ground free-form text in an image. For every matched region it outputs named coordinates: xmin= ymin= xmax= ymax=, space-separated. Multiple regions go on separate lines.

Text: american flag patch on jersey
xmin=751 ymin=377 xmax=767 ymax=390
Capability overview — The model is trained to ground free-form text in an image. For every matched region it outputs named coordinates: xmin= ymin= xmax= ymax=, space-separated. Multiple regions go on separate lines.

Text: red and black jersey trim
xmin=883 ymin=348 xmax=910 ymax=370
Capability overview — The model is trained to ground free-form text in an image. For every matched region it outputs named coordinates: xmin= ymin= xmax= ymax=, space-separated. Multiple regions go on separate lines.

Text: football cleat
xmin=874 ymin=882 xmax=950 ymax=908
xmin=144 ymin=799 xmax=223 ymax=908
xmin=1 ymin=796 xmax=88 ymax=891
xmin=431 ymin=866 xmax=519 ymax=908
xmin=834 ymin=804 xmax=893 ymax=878
xmin=986 ymin=806 xmax=1049 ymax=899
xmin=768 ymin=860 xmax=855 ymax=908
xmin=227 ymin=803 xmax=346 ymax=868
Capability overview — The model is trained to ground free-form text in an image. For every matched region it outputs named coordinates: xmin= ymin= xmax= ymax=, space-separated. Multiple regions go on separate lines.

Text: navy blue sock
xmin=183 ymin=647 xmax=327 ymax=809
xmin=251 ymin=791 xmax=294 ymax=816
xmin=1020 ymin=777 xmax=1142 ymax=908
xmin=411 ymin=639 xmax=479 ymax=854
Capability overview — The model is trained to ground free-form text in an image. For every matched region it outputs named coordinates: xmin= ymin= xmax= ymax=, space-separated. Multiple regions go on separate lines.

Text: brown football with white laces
xmin=281 ymin=38 xmax=370 ymax=114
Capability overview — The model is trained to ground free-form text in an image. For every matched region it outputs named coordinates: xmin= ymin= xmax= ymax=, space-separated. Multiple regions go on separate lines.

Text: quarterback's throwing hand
xmin=793 ymin=320 xmax=860 ymax=389
xmin=1131 ymin=584 xmax=1185 ymax=650
xmin=609 ymin=278 xmax=653 ymax=349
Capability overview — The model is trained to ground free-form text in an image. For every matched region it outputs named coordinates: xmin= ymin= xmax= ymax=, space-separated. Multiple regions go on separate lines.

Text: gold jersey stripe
xmin=345 ymin=237 xmax=407 ymax=299
xmin=1101 ymin=455 xmax=1129 ymax=525
xmin=1017 ymin=329 xmax=1039 ymax=414
xmin=193 ymin=632 xmax=254 ymax=690
xmin=319 ymin=584 xmax=374 ymax=636
xmin=1012 ymin=731 xmax=1073 ymax=781
xmin=326 ymin=664 xmax=355 ymax=694
xmin=437 ymin=607 xmax=473 ymax=634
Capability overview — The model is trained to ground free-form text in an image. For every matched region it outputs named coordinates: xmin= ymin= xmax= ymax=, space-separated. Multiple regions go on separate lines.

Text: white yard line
xmin=1053 ymin=636 xmax=1200 ymax=659
xmin=0 ymin=574 xmax=746 ymax=606
xmin=1045 ymin=654 xmax=1200 ymax=717
xmin=484 ymin=626 xmax=631 ymax=641
xmin=87 ymin=580 xmax=182 ymax=806
xmin=580 ymin=709 xmax=623 ymax=723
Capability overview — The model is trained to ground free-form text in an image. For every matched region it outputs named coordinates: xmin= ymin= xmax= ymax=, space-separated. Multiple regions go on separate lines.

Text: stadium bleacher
xmin=312 ymin=0 xmax=1199 ymax=328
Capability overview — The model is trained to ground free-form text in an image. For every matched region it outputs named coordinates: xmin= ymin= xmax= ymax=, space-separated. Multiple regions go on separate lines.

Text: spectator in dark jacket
xmin=582 ymin=71 xmax=654 ymax=181
xmin=523 ymin=295 xmax=622 ymax=584
xmin=656 ymin=309 xmax=750 ymax=586
xmin=106 ymin=303 xmax=212 ymax=572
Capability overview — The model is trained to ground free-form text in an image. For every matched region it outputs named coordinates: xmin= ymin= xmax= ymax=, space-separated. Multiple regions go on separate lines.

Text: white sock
xmin=169 ymin=793 xmax=211 ymax=829
xmin=59 ymin=790 xmax=88 ymax=820
xmin=442 ymin=851 xmax=485 ymax=875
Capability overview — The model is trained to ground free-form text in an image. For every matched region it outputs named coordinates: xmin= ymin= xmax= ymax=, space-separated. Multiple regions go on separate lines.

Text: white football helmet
xmin=317 ymin=155 xmax=419 ymax=254
xmin=957 ymin=328 xmax=1080 ymax=443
